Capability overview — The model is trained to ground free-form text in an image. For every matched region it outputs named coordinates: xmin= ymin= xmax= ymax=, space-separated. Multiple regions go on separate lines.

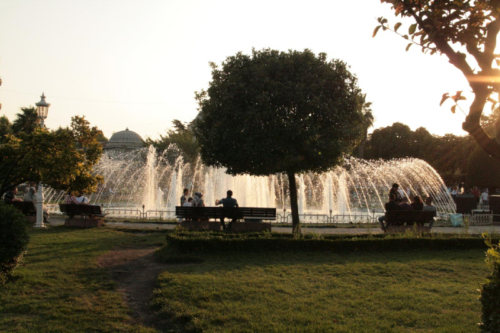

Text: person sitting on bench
xmin=423 ymin=197 xmax=436 ymax=212
xmin=64 ymin=191 xmax=86 ymax=205
xmin=4 ymin=187 xmax=22 ymax=203
xmin=378 ymin=194 xmax=400 ymax=231
xmin=216 ymin=190 xmax=239 ymax=230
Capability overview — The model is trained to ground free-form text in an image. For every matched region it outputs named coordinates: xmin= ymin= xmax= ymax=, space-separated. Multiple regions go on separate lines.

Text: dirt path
xmin=97 ymin=247 xmax=168 ymax=330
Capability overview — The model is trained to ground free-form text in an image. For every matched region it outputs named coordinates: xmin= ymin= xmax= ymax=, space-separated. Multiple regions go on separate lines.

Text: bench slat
xmin=176 ymin=206 xmax=276 ymax=220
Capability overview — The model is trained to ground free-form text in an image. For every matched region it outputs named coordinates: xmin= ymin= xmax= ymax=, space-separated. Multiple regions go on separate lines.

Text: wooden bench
xmin=384 ymin=210 xmax=437 ymax=233
xmin=59 ymin=204 xmax=107 ymax=227
xmin=7 ymin=201 xmax=36 ymax=216
xmin=176 ymin=206 xmax=276 ymax=231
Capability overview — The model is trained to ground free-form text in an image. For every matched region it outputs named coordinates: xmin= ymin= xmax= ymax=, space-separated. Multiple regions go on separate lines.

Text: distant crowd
xmin=448 ymin=185 xmax=489 ymax=205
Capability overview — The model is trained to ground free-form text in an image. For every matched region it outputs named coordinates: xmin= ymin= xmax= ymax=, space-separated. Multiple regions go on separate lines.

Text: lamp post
xmin=34 ymin=182 xmax=45 ymax=228
xmin=35 ymin=93 xmax=50 ymax=128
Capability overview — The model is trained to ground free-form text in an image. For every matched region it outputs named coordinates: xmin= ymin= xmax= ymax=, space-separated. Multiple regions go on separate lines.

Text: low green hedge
xmin=0 ymin=203 xmax=30 ymax=284
xmin=165 ymin=232 xmax=498 ymax=254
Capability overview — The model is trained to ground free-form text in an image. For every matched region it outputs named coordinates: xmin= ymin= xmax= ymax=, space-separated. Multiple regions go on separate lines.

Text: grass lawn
xmin=0 ymin=227 xmax=492 ymax=332
xmin=154 ymin=249 xmax=489 ymax=332
xmin=0 ymin=227 xmax=166 ymax=333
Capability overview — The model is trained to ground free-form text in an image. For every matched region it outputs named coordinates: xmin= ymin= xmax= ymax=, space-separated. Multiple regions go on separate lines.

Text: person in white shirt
xmin=76 ymin=195 xmax=89 ymax=204
xmin=183 ymin=197 xmax=193 ymax=207
xmin=481 ymin=189 xmax=489 ymax=205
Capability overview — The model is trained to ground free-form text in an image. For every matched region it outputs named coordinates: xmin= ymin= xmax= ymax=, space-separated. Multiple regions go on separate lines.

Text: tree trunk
xmin=358 ymin=141 xmax=365 ymax=159
xmin=287 ymin=171 xmax=301 ymax=235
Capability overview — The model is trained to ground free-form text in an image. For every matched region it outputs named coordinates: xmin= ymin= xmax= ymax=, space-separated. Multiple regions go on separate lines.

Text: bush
xmin=165 ymin=231 xmax=497 ymax=254
xmin=480 ymin=233 xmax=500 ymax=332
xmin=0 ymin=203 xmax=30 ymax=284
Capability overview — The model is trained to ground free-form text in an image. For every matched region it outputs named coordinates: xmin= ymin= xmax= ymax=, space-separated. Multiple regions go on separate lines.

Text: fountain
xmin=44 ymin=145 xmax=456 ymax=222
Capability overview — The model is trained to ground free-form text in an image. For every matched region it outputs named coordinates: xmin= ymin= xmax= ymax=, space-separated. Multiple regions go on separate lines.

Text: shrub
xmin=480 ymin=233 xmax=500 ymax=332
xmin=0 ymin=203 xmax=30 ymax=284
xmin=165 ymin=232 xmax=497 ymax=254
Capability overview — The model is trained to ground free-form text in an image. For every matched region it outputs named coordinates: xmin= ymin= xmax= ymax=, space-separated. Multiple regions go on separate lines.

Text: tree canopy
xmin=364 ymin=122 xmax=477 ymax=185
xmin=375 ymin=0 xmax=500 ymax=161
xmin=11 ymin=107 xmax=38 ymax=135
xmin=146 ymin=119 xmax=198 ymax=165
xmin=193 ymin=49 xmax=366 ymax=233
xmin=0 ymin=116 xmax=104 ymax=196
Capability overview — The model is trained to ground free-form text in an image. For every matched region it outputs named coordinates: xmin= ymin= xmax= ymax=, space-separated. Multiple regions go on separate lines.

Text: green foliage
xmin=0 ymin=116 xmax=104 ymax=196
xmin=194 ymin=49 xmax=365 ymax=176
xmin=376 ymin=0 xmax=500 ymax=160
xmin=145 ymin=119 xmax=198 ymax=164
xmin=165 ymin=231 xmax=494 ymax=254
xmin=11 ymin=107 xmax=38 ymax=135
xmin=467 ymin=144 xmax=500 ymax=188
xmin=0 ymin=115 xmax=12 ymax=143
xmin=364 ymin=122 xmax=477 ymax=184
xmin=480 ymin=232 xmax=500 ymax=331
xmin=0 ymin=204 xmax=29 ymax=285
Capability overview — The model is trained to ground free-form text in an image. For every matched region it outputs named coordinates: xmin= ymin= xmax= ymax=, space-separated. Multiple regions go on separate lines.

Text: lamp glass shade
xmin=37 ymin=106 xmax=49 ymax=118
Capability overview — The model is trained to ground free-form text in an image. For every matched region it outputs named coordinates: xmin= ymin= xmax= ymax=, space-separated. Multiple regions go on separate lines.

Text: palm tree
xmin=12 ymin=107 xmax=38 ymax=135
xmin=358 ymin=95 xmax=374 ymax=159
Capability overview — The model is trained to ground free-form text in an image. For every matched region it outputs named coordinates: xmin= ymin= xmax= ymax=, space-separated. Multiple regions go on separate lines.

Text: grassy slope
xmin=153 ymin=250 xmax=489 ymax=333
xmin=0 ymin=227 xmax=165 ymax=333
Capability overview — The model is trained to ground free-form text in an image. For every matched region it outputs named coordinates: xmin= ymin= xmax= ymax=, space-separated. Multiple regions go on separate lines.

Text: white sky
xmin=0 ymin=0 xmax=479 ymax=140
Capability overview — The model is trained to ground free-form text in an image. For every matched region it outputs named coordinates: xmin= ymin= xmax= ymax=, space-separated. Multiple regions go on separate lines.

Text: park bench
xmin=7 ymin=201 xmax=36 ymax=216
xmin=176 ymin=206 xmax=276 ymax=231
xmin=384 ymin=210 xmax=437 ymax=233
xmin=59 ymin=204 xmax=107 ymax=227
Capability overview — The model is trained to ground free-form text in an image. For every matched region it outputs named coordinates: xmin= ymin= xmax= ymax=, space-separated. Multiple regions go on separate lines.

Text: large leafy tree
xmin=358 ymin=95 xmax=375 ymax=159
xmin=11 ymin=107 xmax=38 ymax=135
xmin=0 ymin=116 xmax=104 ymax=196
xmin=193 ymin=49 xmax=365 ymax=234
xmin=375 ymin=0 xmax=500 ymax=160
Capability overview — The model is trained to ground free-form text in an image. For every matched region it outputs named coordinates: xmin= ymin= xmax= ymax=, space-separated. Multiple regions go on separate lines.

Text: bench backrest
xmin=176 ymin=206 xmax=276 ymax=219
xmin=7 ymin=201 xmax=36 ymax=214
xmin=386 ymin=210 xmax=436 ymax=222
xmin=59 ymin=204 xmax=103 ymax=216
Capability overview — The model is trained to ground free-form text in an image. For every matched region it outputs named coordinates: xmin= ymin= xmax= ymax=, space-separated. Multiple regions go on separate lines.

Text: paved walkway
xmin=49 ymin=217 xmax=500 ymax=235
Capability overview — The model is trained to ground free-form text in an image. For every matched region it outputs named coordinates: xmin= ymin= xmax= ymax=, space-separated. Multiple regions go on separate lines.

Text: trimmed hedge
xmin=165 ymin=232 xmax=498 ymax=254
xmin=0 ymin=203 xmax=30 ymax=285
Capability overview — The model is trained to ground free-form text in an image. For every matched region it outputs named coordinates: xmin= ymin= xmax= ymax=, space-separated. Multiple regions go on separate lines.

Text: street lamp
xmin=35 ymin=93 xmax=50 ymax=128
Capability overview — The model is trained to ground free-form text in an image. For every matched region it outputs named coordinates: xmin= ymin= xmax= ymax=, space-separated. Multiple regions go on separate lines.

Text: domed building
xmin=104 ymin=128 xmax=144 ymax=152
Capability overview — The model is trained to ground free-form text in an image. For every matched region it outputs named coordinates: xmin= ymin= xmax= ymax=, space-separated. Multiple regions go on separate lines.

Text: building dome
xmin=105 ymin=128 xmax=144 ymax=151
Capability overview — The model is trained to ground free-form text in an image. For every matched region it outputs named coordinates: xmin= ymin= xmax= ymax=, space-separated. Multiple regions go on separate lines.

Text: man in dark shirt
xmin=378 ymin=194 xmax=400 ymax=231
xmin=4 ymin=187 xmax=22 ymax=203
xmin=180 ymin=188 xmax=189 ymax=206
xmin=216 ymin=190 xmax=239 ymax=230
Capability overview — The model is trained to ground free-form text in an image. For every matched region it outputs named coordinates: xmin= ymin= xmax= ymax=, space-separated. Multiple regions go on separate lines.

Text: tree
xmin=0 ymin=116 xmax=104 ymax=196
xmin=11 ymin=107 xmax=38 ymax=135
xmin=193 ymin=49 xmax=365 ymax=234
xmin=375 ymin=1 xmax=500 ymax=161
xmin=365 ymin=122 xmax=416 ymax=159
xmin=358 ymin=95 xmax=374 ymax=159
xmin=146 ymin=119 xmax=199 ymax=165
xmin=0 ymin=115 xmax=11 ymax=143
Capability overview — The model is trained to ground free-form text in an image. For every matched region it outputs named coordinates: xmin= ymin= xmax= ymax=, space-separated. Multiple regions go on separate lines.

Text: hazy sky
xmin=0 ymin=0 xmax=477 ymax=140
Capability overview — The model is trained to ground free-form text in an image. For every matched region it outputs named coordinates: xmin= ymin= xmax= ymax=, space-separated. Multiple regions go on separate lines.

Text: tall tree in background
xmin=194 ymin=49 xmax=365 ymax=234
xmin=358 ymin=95 xmax=374 ymax=159
xmin=0 ymin=116 xmax=11 ymax=143
xmin=11 ymin=107 xmax=38 ymax=135
xmin=375 ymin=1 xmax=500 ymax=160
xmin=146 ymin=119 xmax=198 ymax=165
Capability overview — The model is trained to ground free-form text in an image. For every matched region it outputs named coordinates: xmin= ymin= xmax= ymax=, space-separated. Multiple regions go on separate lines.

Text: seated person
xmin=4 ymin=187 xmax=23 ymax=203
xmin=423 ymin=197 xmax=437 ymax=212
xmin=216 ymin=190 xmax=239 ymax=230
xmin=378 ymin=194 xmax=400 ymax=231
xmin=410 ymin=196 xmax=424 ymax=210
xmin=183 ymin=197 xmax=193 ymax=207
xmin=64 ymin=191 xmax=83 ymax=205
xmin=76 ymin=194 xmax=89 ymax=204
xmin=399 ymin=197 xmax=413 ymax=211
